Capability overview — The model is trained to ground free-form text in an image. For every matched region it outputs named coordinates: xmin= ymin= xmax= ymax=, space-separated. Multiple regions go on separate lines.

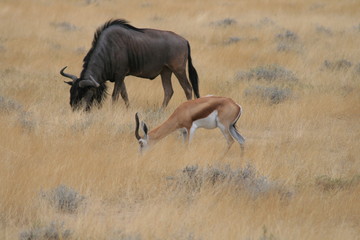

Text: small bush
xmin=323 ymin=59 xmax=352 ymax=71
xmin=276 ymin=30 xmax=298 ymax=42
xmin=259 ymin=225 xmax=278 ymax=240
xmin=354 ymin=23 xmax=360 ymax=32
xmin=235 ymin=65 xmax=298 ymax=82
xmin=224 ymin=36 xmax=241 ymax=45
xmin=0 ymin=96 xmax=37 ymax=131
xmin=276 ymin=42 xmax=292 ymax=52
xmin=50 ymin=22 xmax=79 ymax=32
xmin=75 ymin=47 xmax=86 ymax=55
xmin=117 ymin=233 xmax=142 ymax=240
xmin=41 ymin=185 xmax=85 ymax=213
xmin=18 ymin=111 xmax=36 ymax=131
xmin=316 ymin=25 xmax=332 ymax=36
xmin=0 ymin=96 xmax=23 ymax=113
xmin=258 ymin=17 xmax=276 ymax=27
xmin=244 ymin=86 xmax=292 ymax=104
xmin=315 ymin=175 xmax=360 ymax=192
xmin=354 ymin=63 xmax=360 ymax=74
xmin=211 ymin=18 xmax=237 ymax=27
xmin=19 ymin=221 xmax=71 ymax=240
xmin=71 ymin=117 xmax=94 ymax=132
xmin=275 ymin=30 xmax=302 ymax=52
xmin=169 ymin=164 xmax=290 ymax=198
xmin=85 ymin=0 xmax=97 ymax=4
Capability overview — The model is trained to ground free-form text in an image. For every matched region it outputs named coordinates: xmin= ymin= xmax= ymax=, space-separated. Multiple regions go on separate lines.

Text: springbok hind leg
xmin=229 ymin=125 xmax=245 ymax=157
xmin=215 ymin=123 xmax=234 ymax=159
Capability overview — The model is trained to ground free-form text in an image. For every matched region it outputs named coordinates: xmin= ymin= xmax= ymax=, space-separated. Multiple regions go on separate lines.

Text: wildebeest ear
xmin=79 ymin=75 xmax=100 ymax=88
xmin=64 ymin=81 xmax=73 ymax=86
xmin=79 ymin=79 xmax=100 ymax=88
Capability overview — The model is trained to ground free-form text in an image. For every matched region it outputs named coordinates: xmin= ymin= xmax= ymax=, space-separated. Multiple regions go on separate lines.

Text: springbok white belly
xmin=192 ymin=110 xmax=218 ymax=129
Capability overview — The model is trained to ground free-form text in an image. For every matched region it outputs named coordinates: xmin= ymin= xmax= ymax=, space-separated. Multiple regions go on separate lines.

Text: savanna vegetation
xmin=1 ymin=0 xmax=359 ymax=239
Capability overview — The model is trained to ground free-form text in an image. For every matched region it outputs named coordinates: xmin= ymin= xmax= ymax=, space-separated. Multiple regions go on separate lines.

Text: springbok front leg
xmin=180 ymin=128 xmax=189 ymax=144
xmin=218 ymin=124 xmax=235 ymax=150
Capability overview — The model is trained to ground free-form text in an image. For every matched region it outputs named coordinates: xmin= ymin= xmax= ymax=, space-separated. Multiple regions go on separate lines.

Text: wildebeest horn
xmin=60 ymin=66 xmax=77 ymax=82
xmin=79 ymin=75 xmax=100 ymax=88
xmin=135 ymin=112 xmax=141 ymax=140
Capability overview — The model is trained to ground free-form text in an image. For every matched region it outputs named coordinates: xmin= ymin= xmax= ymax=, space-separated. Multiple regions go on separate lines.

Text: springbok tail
xmin=187 ymin=41 xmax=200 ymax=98
xmin=229 ymin=104 xmax=245 ymax=145
xmin=229 ymin=125 xmax=245 ymax=145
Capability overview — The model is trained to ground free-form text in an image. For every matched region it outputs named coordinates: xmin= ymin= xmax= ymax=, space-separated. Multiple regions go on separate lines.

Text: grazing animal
xmin=60 ymin=19 xmax=199 ymax=111
xmin=135 ymin=96 xmax=245 ymax=154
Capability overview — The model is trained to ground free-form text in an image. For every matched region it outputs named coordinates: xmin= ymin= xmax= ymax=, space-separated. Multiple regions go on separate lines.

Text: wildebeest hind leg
xmin=113 ymin=78 xmax=129 ymax=107
xmin=174 ymin=70 xmax=192 ymax=100
xmin=160 ymin=68 xmax=174 ymax=108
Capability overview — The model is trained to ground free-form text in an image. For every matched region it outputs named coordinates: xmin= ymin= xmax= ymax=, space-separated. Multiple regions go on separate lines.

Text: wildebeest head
xmin=60 ymin=66 xmax=106 ymax=111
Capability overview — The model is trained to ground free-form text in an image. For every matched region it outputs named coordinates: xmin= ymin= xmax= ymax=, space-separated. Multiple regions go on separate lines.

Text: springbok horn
xmin=60 ymin=66 xmax=77 ymax=82
xmin=135 ymin=112 xmax=141 ymax=140
xmin=79 ymin=75 xmax=100 ymax=88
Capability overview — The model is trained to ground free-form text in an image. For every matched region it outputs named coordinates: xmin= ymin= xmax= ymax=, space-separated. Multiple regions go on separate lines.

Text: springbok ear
xmin=64 ymin=81 xmax=73 ymax=86
xmin=141 ymin=121 xmax=148 ymax=135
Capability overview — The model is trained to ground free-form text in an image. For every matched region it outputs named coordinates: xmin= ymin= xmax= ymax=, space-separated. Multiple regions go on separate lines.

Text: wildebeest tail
xmin=187 ymin=42 xmax=200 ymax=98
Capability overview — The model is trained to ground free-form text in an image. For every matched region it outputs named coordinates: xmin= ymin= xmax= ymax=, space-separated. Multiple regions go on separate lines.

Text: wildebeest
xmin=60 ymin=19 xmax=199 ymax=111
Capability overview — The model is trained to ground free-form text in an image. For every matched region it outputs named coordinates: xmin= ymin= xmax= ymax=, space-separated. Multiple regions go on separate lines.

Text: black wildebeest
xmin=60 ymin=19 xmax=199 ymax=111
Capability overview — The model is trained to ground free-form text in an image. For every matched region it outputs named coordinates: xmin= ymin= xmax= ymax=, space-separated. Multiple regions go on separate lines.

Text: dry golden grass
xmin=1 ymin=0 xmax=360 ymax=239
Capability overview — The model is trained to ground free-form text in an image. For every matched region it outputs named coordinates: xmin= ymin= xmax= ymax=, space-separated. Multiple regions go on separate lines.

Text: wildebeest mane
xmin=77 ymin=19 xmax=142 ymax=105
xmin=81 ymin=19 xmax=143 ymax=79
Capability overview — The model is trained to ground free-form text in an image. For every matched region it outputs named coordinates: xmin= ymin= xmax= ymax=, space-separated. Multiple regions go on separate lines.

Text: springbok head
xmin=135 ymin=113 xmax=150 ymax=153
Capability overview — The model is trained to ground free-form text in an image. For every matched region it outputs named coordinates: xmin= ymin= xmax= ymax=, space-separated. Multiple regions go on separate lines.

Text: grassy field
xmin=1 ymin=0 xmax=360 ymax=239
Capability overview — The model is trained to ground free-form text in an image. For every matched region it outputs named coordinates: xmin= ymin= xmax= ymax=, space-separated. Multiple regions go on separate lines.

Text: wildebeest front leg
xmin=174 ymin=70 xmax=192 ymax=100
xmin=160 ymin=68 xmax=174 ymax=108
xmin=113 ymin=78 xmax=129 ymax=107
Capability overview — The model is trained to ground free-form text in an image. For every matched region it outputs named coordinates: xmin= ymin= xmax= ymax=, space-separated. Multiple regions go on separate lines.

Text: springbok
xmin=135 ymin=96 xmax=245 ymax=154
